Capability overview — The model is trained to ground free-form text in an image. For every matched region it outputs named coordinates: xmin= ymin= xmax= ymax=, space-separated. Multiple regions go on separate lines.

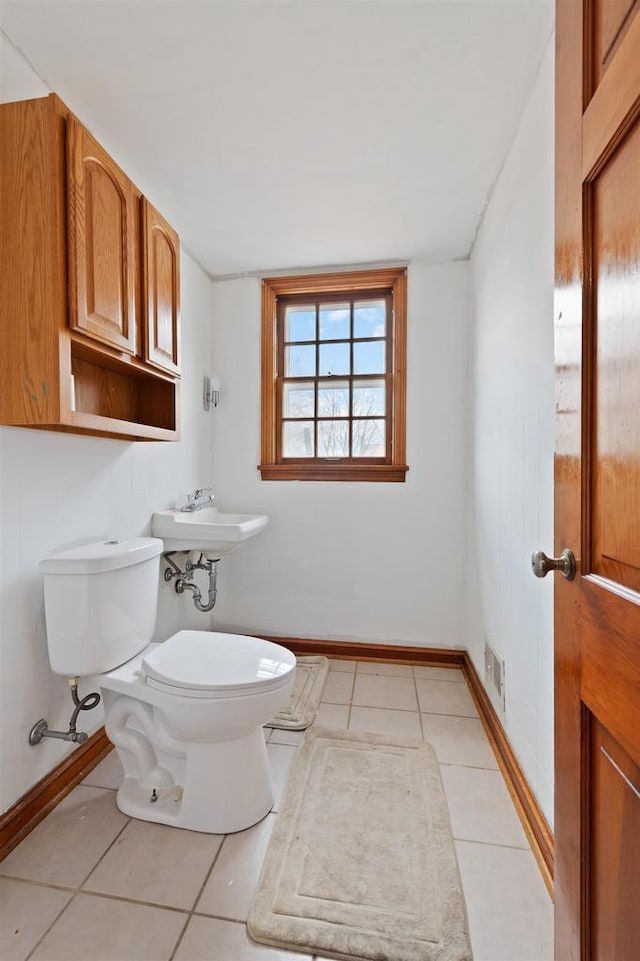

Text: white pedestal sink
xmin=151 ymin=508 xmax=269 ymax=556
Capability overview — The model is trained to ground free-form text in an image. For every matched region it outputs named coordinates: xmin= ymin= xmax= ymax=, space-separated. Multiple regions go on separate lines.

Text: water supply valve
xmin=28 ymin=678 xmax=101 ymax=746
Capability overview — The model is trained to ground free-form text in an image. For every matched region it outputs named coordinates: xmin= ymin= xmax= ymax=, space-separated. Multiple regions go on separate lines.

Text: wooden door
xmin=555 ymin=3 xmax=640 ymax=959
xmin=67 ymin=116 xmax=137 ymax=355
xmin=142 ymin=199 xmax=181 ymax=376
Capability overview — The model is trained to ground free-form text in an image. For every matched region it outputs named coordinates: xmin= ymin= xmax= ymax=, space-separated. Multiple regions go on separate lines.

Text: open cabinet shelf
xmin=0 ymin=93 xmax=181 ymax=442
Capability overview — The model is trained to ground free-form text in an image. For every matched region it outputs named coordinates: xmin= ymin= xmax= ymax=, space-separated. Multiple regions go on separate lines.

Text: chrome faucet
xmin=179 ymin=487 xmax=215 ymax=512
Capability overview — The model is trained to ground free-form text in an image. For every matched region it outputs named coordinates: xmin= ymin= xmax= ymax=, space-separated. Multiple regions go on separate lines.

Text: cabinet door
xmin=67 ymin=117 xmax=137 ymax=354
xmin=142 ymin=199 xmax=181 ymax=376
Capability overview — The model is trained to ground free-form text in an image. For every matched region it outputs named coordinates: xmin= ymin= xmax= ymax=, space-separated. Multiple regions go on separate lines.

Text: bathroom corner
xmin=0 ymin=47 xmax=217 ymax=810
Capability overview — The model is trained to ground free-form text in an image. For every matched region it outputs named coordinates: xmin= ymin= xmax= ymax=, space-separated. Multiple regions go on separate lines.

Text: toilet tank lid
xmin=40 ymin=537 xmax=163 ymax=574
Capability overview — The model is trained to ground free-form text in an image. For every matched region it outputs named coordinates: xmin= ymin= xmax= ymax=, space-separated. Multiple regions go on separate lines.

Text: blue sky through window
xmin=354 ymin=301 xmax=385 ymax=338
xmin=285 ymin=300 xmax=386 ymax=345
xmin=319 ymin=305 xmax=349 ymax=340
xmin=285 ymin=307 xmax=315 ymax=342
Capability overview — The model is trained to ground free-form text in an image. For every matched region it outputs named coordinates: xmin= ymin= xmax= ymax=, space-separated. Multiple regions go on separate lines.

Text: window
xmin=260 ymin=267 xmax=408 ymax=481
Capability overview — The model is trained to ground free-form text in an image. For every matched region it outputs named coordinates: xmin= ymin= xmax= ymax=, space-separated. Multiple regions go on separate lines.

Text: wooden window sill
xmin=258 ymin=463 xmax=409 ymax=482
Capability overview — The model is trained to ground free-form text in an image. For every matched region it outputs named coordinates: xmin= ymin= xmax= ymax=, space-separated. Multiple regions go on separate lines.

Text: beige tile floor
xmin=0 ymin=659 xmax=553 ymax=961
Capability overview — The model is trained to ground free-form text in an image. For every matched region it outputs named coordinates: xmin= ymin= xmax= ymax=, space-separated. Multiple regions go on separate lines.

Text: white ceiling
xmin=1 ymin=1 xmax=553 ymax=276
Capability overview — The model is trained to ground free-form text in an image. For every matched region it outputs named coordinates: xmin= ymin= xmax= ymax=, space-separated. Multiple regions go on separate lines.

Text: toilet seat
xmin=140 ymin=630 xmax=296 ymax=699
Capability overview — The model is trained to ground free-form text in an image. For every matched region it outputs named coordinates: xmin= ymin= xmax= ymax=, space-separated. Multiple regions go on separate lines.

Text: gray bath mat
xmin=248 ymin=727 xmax=472 ymax=961
xmin=265 ymin=656 xmax=329 ymax=730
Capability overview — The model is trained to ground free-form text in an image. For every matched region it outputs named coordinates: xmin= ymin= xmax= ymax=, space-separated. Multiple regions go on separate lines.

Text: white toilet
xmin=39 ymin=537 xmax=296 ymax=834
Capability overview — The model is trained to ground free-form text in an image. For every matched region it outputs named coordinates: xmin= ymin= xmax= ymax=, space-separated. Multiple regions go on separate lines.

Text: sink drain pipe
xmin=164 ymin=553 xmax=219 ymax=613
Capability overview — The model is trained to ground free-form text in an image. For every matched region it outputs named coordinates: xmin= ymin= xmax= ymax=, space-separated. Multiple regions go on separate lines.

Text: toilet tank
xmin=40 ymin=538 xmax=163 ymax=676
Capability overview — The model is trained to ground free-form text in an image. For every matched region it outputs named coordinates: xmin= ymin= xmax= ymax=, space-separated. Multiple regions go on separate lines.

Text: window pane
xmin=353 ymin=419 xmax=385 ymax=457
xmin=283 ymin=381 xmax=315 ymax=418
xmin=318 ymin=420 xmax=349 ymax=457
xmin=319 ymin=342 xmax=350 ymax=376
xmin=354 ymin=300 xmax=386 ymax=339
xmin=285 ymin=306 xmax=315 ymax=342
xmin=318 ymin=380 xmax=349 ymax=417
xmin=319 ymin=303 xmax=350 ymax=341
xmin=285 ymin=344 xmax=316 ymax=377
xmin=283 ymin=420 xmax=315 ymax=457
xmin=353 ymin=340 xmax=385 ymax=374
xmin=353 ymin=378 xmax=385 ymax=416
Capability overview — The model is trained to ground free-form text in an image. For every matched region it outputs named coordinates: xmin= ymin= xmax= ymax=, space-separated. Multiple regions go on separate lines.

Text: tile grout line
xmin=30 ymin=880 xmax=194 ymax=914
xmin=359 ymin=668 xmax=464 ymax=683
xmin=190 ymin=912 xmax=253 ymax=925
xmin=5 ymin=842 xmax=345 ymax=929
xmin=78 ymin=817 xmax=134 ymax=890
xmin=24 ymin=885 xmax=76 ymax=961
xmin=420 ymin=709 xmax=479 ymax=720
xmin=4 ymin=866 xmax=333 ymax=922
xmin=412 ymin=666 xmax=428 ymax=741
xmin=0 ymin=875 xmax=78 ymax=895
xmin=322 ymin=700 xmax=477 ymax=720
xmin=452 ymin=836 xmax=532 ymax=853
xmin=24 ymin=813 xmax=133 ymax=961
xmin=168 ymin=833 xmax=229 ymax=961
xmin=172 ymin=911 xmax=316 ymax=959
xmin=345 ymin=663 xmax=358 ymax=728
xmin=36 ymin=883 xmax=195 ymax=914
xmin=1 ymin=873 xmax=207 ymax=916
xmin=439 ymin=760 xmax=500 ymax=772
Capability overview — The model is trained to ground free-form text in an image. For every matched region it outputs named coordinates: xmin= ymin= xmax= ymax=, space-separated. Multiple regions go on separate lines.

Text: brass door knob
xmin=531 ymin=548 xmax=576 ymax=581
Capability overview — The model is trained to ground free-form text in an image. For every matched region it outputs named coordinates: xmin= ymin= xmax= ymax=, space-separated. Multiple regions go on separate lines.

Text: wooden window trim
xmin=260 ymin=267 xmax=408 ymax=482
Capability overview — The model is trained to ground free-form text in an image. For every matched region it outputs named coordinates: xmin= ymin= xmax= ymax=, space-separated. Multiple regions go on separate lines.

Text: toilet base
xmin=113 ymin=728 xmax=275 ymax=834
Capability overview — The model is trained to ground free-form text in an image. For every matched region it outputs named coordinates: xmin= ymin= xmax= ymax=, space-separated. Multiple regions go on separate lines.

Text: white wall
xmin=1 ymin=25 xmax=555 ymax=824
xmin=466 ymin=37 xmax=555 ymax=822
xmin=0 ymin=35 xmax=215 ymax=813
xmin=209 ymin=262 xmax=470 ymax=649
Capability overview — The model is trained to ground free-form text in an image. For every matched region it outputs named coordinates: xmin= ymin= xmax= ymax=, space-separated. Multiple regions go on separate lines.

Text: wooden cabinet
xmin=0 ymin=93 xmax=180 ymax=441
xmin=142 ymin=200 xmax=181 ymax=376
xmin=67 ymin=117 xmax=138 ymax=356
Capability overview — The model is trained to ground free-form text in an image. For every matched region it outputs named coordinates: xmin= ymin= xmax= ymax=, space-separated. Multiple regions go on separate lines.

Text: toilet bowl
xmin=97 ymin=631 xmax=295 ymax=833
xmin=40 ymin=538 xmax=296 ymax=834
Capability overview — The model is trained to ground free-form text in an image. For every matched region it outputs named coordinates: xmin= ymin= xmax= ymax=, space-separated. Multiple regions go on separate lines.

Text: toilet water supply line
xmin=29 ymin=555 xmax=217 ymax=748
xmin=163 ymin=552 xmax=219 ymax=612
xmin=29 ymin=678 xmax=101 ymax=746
